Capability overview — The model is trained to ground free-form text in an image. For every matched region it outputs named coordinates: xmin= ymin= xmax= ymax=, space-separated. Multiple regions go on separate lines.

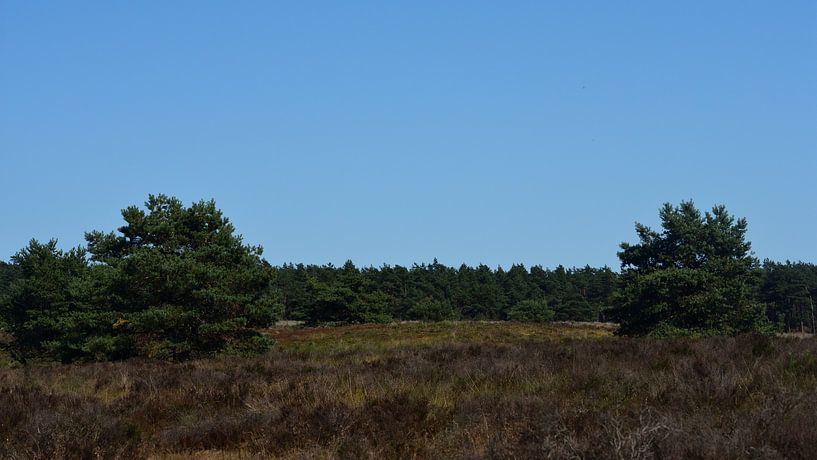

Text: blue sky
xmin=1 ymin=1 xmax=815 ymax=268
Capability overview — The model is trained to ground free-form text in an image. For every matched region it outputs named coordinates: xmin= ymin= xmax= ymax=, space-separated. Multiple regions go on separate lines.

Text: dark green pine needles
xmin=2 ymin=195 xmax=281 ymax=362
xmin=612 ymin=201 xmax=770 ymax=337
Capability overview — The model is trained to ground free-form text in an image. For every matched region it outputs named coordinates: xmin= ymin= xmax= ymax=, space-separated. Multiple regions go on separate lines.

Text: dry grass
xmin=1 ymin=322 xmax=816 ymax=459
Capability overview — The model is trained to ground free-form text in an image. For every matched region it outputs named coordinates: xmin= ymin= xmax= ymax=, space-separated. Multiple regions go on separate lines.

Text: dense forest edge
xmin=1 ymin=194 xmax=815 ymax=363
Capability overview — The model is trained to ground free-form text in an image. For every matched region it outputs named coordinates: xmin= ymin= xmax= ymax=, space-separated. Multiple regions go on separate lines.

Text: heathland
xmin=2 ymin=196 xmax=816 ymax=458
xmin=2 ymin=321 xmax=816 ymax=459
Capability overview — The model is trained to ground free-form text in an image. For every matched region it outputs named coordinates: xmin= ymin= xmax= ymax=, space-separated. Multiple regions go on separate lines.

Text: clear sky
xmin=1 ymin=1 xmax=815 ymax=269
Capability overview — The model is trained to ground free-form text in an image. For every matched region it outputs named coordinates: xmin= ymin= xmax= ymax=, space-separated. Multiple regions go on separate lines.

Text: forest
xmin=0 ymin=195 xmax=815 ymax=363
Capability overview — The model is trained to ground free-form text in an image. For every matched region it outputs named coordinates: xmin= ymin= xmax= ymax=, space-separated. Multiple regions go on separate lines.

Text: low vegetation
xmin=1 ymin=322 xmax=816 ymax=458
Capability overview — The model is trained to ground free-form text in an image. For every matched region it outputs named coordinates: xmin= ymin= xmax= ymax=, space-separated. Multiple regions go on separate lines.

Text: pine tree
xmin=84 ymin=194 xmax=280 ymax=359
xmin=612 ymin=201 xmax=769 ymax=336
xmin=761 ymin=260 xmax=817 ymax=332
xmin=0 ymin=240 xmax=116 ymax=362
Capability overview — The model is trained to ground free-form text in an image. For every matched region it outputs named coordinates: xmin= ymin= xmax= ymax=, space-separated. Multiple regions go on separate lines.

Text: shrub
xmin=350 ymin=292 xmax=393 ymax=324
xmin=408 ymin=298 xmax=457 ymax=321
xmin=506 ymin=299 xmax=554 ymax=322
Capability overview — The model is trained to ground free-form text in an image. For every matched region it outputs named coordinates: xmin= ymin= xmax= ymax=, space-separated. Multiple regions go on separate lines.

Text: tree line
xmin=270 ymin=261 xmax=616 ymax=325
xmin=0 ymin=195 xmax=814 ymax=362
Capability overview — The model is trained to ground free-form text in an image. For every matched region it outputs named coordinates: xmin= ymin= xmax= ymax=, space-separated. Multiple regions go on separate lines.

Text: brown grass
xmin=1 ymin=322 xmax=816 ymax=459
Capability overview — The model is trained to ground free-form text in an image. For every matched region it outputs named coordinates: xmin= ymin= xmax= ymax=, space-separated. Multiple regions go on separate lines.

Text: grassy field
xmin=1 ymin=322 xmax=816 ymax=459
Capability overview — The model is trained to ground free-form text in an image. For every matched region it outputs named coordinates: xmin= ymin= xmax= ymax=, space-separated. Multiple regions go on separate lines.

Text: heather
xmin=1 ymin=322 xmax=816 ymax=459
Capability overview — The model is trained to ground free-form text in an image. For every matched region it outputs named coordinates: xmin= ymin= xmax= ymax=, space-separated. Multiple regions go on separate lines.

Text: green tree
xmin=0 ymin=260 xmax=13 ymax=291
xmin=0 ymin=240 xmax=120 ymax=362
xmin=304 ymin=280 xmax=356 ymax=324
xmin=456 ymin=264 xmax=505 ymax=319
xmin=612 ymin=201 xmax=769 ymax=336
xmin=350 ymin=291 xmax=393 ymax=323
xmin=501 ymin=264 xmax=534 ymax=309
xmin=552 ymin=296 xmax=594 ymax=321
xmin=408 ymin=297 xmax=456 ymax=321
xmin=0 ymin=260 xmax=15 ymax=330
xmin=302 ymin=278 xmax=393 ymax=325
xmin=506 ymin=299 xmax=554 ymax=322
xmin=760 ymin=260 xmax=817 ymax=332
xmin=84 ymin=194 xmax=279 ymax=359
xmin=273 ymin=263 xmax=315 ymax=320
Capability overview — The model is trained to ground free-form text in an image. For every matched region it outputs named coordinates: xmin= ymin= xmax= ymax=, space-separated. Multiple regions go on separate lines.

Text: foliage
xmin=0 ymin=240 xmax=119 ymax=362
xmin=1 ymin=196 xmax=279 ymax=362
xmin=506 ymin=299 xmax=554 ymax=322
xmin=0 ymin=260 xmax=14 ymax=308
xmin=0 ymin=262 xmax=13 ymax=332
xmin=82 ymin=194 xmax=279 ymax=359
xmin=271 ymin=262 xmax=618 ymax=324
xmin=407 ymin=298 xmax=457 ymax=321
xmin=350 ymin=291 xmax=393 ymax=324
xmin=760 ymin=260 xmax=817 ymax=332
xmin=613 ymin=201 xmax=770 ymax=336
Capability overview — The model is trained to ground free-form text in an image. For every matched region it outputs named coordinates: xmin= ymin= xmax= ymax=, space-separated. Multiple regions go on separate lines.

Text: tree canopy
xmin=270 ymin=262 xmax=616 ymax=325
xmin=0 ymin=240 xmax=102 ymax=362
xmin=760 ymin=260 xmax=817 ymax=332
xmin=1 ymin=195 xmax=280 ymax=362
xmin=612 ymin=201 xmax=769 ymax=336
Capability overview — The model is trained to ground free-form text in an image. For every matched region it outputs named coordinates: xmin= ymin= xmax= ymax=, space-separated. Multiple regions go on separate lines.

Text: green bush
xmin=350 ymin=292 xmax=393 ymax=324
xmin=408 ymin=298 xmax=457 ymax=321
xmin=506 ymin=299 xmax=554 ymax=322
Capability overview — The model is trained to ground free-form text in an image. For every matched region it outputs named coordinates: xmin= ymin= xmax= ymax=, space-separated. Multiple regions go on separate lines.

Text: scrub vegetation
xmin=1 ymin=322 xmax=816 ymax=459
